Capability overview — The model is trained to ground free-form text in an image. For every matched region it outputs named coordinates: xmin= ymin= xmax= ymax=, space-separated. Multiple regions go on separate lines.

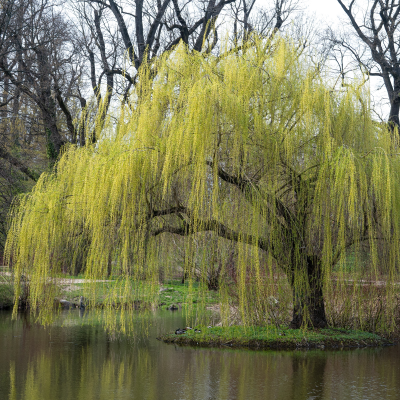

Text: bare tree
xmin=0 ymin=0 xmax=84 ymax=159
xmin=230 ymin=0 xmax=299 ymax=44
xmin=0 ymin=0 xmax=80 ymax=256
xmin=71 ymin=0 xmax=297 ymax=113
xmin=71 ymin=0 xmax=239 ymax=111
xmin=332 ymin=1 xmax=400 ymax=131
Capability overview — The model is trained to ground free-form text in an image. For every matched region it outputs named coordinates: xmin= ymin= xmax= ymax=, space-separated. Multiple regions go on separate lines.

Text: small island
xmin=159 ymin=326 xmax=392 ymax=350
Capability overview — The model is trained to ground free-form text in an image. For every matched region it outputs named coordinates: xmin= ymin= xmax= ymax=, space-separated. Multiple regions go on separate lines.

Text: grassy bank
xmin=0 ymin=273 xmax=13 ymax=309
xmin=159 ymin=326 xmax=392 ymax=350
xmin=56 ymin=279 xmax=219 ymax=310
xmin=0 ymin=268 xmax=219 ymax=311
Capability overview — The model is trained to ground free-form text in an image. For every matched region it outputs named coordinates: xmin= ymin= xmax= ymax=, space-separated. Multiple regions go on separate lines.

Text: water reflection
xmin=0 ymin=310 xmax=399 ymax=400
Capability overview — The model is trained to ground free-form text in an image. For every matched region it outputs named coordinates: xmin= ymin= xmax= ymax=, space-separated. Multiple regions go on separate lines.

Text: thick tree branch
xmin=135 ymin=0 xmax=145 ymax=64
xmin=146 ymin=0 xmax=171 ymax=50
xmin=88 ymin=48 xmax=101 ymax=100
xmin=107 ymin=0 xmax=139 ymax=68
xmin=54 ymin=88 xmax=77 ymax=143
xmin=152 ymin=214 xmax=271 ymax=253
xmin=193 ymin=0 xmax=236 ymax=52
xmin=206 ymin=160 xmax=295 ymax=227
xmin=94 ymin=9 xmax=109 ymax=71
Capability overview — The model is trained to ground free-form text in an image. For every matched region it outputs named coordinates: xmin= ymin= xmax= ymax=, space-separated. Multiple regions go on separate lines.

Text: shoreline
xmin=158 ymin=326 xmax=393 ymax=350
xmin=1 ymin=272 xmax=399 ymax=347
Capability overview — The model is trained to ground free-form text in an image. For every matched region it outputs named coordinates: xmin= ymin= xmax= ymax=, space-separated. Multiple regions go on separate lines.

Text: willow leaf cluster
xmin=5 ymin=37 xmax=400 ymax=333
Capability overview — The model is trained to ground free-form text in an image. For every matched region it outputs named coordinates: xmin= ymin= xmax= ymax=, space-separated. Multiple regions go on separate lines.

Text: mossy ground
xmin=159 ymin=325 xmax=392 ymax=350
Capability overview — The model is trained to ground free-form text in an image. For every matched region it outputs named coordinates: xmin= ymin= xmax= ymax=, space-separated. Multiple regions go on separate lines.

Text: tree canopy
xmin=5 ymin=37 xmax=400 ymax=333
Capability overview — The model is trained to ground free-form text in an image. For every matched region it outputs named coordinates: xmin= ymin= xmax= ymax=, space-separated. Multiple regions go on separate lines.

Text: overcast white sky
xmin=306 ymin=0 xmax=344 ymax=24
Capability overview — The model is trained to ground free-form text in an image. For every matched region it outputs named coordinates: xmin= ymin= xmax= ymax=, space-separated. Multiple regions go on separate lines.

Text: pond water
xmin=0 ymin=309 xmax=399 ymax=400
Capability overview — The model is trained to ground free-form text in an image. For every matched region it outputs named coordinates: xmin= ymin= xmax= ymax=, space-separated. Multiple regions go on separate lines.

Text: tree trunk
xmin=290 ymin=255 xmax=327 ymax=329
xmin=42 ymin=108 xmax=64 ymax=161
xmin=389 ymin=85 xmax=400 ymax=132
xmin=389 ymin=99 xmax=400 ymax=132
xmin=37 ymin=48 xmax=64 ymax=160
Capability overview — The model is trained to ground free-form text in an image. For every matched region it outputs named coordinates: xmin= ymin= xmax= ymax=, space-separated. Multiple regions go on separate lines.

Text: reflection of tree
xmin=3 ymin=313 xmax=400 ymax=400
xmin=290 ymin=352 xmax=327 ymax=400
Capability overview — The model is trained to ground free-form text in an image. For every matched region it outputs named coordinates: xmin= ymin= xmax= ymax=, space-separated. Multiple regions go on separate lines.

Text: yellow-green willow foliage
xmin=5 ymin=37 xmax=400 ymax=333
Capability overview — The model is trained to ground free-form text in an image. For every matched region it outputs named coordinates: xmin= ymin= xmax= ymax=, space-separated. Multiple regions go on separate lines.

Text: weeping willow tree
xmin=5 ymin=36 xmax=400 ymax=332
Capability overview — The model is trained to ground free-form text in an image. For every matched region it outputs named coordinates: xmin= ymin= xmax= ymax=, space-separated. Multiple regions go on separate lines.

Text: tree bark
xmin=389 ymin=85 xmax=400 ymax=131
xmin=290 ymin=255 xmax=327 ymax=329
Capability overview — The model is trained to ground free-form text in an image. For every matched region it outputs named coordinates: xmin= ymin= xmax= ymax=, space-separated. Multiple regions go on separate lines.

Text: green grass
xmin=0 ymin=274 xmax=14 ymax=309
xmin=58 ymin=279 xmax=219 ymax=310
xmin=158 ymin=280 xmax=219 ymax=309
xmin=159 ymin=325 xmax=391 ymax=350
xmin=0 ymin=272 xmax=219 ymax=311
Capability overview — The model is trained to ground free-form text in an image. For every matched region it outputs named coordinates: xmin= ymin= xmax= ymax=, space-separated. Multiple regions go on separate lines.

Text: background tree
xmin=330 ymin=0 xmax=400 ymax=131
xmin=230 ymin=0 xmax=299 ymax=43
xmin=0 ymin=0 xmax=83 ymax=258
xmin=0 ymin=0 xmax=83 ymax=159
xmin=70 ymin=0 xmax=295 ymax=122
